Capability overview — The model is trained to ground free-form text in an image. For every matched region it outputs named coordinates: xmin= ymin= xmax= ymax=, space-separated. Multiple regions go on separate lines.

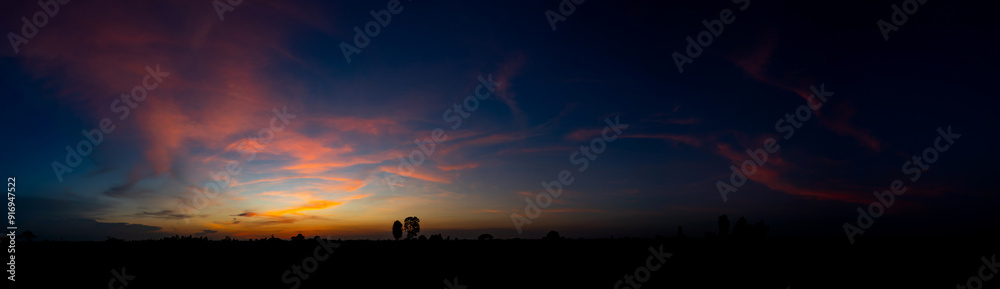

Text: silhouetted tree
xmin=18 ymin=230 xmax=36 ymax=242
xmin=429 ymin=234 xmax=443 ymax=241
xmin=392 ymin=220 xmax=403 ymax=241
xmin=291 ymin=234 xmax=306 ymax=241
xmin=478 ymin=234 xmax=494 ymax=241
xmin=677 ymin=226 xmax=686 ymax=239
xmin=732 ymin=217 xmax=749 ymax=237
xmin=752 ymin=221 xmax=770 ymax=238
xmin=718 ymin=215 xmax=730 ymax=237
xmin=418 ymin=235 xmax=427 ymax=241
xmin=404 ymin=216 xmax=420 ymax=240
xmin=543 ymin=231 xmax=561 ymax=240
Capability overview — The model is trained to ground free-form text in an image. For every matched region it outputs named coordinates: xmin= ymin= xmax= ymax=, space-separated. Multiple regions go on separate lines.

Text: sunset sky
xmin=2 ymin=0 xmax=997 ymax=241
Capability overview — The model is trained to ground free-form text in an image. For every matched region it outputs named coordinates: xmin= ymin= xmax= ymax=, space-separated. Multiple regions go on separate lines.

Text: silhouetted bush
xmin=392 ymin=220 xmax=403 ymax=240
xmin=404 ymin=216 xmax=420 ymax=240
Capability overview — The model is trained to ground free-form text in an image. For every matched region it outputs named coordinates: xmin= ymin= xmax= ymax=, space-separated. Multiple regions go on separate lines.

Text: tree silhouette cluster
xmin=392 ymin=220 xmax=403 ymax=240
xmin=390 ymin=217 xmax=422 ymax=240
xmin=712 ymin=215 xmax=769 ymax=239
xmin=404 ymin=216 xmax=420 ymax=240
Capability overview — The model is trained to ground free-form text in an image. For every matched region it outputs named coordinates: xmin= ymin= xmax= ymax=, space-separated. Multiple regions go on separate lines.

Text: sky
xmin=1 ymin=0 xmax=998 ymax=241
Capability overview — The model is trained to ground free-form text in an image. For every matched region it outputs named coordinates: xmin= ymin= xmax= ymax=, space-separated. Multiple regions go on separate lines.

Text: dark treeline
xmin=11 ymin=216 xmax=1000 ymax=289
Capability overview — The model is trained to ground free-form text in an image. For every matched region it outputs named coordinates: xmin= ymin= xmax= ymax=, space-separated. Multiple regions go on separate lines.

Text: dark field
xmin=14 ymin=232 xmax=1000 ymax=288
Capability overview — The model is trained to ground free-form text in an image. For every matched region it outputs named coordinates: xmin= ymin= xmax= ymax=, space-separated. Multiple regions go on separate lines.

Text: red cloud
xmin=623 ymin=134 xmax=703 ymax=147
xmin=728 ymin=31 xmax=882 ymax=153
xmin=437 ymin=163 xmax=480 ymax=171
xmin=711 ymin=137 xmax=868 ymax=204
xmin=494 ymin=53 xmax=526 ymax=115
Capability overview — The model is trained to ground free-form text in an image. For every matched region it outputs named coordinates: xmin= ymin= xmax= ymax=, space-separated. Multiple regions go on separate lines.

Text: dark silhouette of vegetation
xmin=753 ymin=221 xmax=770 ymax=238
xmin=733 ymin=216 xmax=750 ymax=236
xmin=677 ymin=226 xmax=686 ymax=239
xmin=18 ymin=230 xmax=37 ymax=242
xmin=731 ymin=219 xmax=770 ymax=239
xmin=710 ymin=215 xmax=770 ymax=240
xmin=392 ymin=220 xmax=403 ymax=240
xmin=28 ymin=214 xmax=999 ymax=289
xmin=155 ymin=235 xmax=211 ymax=242
xmin=718 ymin=214 xmax=730 ymax=237
xmin=403 ymin=216 xmax=420 ymax=240
xmin=291 ymin=233 xmax=306 ymax=241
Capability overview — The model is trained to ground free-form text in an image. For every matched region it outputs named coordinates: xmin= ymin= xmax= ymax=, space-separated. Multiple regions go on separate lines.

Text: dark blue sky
xmin=1 ymin=0 xmax=998 ymax=241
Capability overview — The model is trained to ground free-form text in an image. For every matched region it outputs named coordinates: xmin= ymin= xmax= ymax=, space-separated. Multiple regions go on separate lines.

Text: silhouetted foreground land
xmin=14 ymin=232 xmax=1000 ymax=288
